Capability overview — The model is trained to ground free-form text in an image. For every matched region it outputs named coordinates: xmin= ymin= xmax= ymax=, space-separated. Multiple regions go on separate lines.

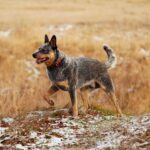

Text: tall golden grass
xmin=0 ymin=0 xmax=150 ymax=117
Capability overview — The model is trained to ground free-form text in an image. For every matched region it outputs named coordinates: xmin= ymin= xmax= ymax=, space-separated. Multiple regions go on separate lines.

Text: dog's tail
xmin=103 ymin=44 xmax=117 ymax=69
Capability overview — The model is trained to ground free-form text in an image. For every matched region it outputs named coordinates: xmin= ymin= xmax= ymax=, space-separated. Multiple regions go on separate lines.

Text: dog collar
xmin=48 ymin=57 xmax=63 ymax=68
xmin=55 ymin=58 xmax=62 ymax=67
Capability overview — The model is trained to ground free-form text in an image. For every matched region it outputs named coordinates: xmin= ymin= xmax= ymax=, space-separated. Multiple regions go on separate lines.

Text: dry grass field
xmin=0 ymin=0 xmax=150 ymax=117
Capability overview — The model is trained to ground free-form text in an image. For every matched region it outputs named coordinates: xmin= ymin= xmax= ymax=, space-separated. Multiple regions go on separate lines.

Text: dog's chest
xmin=46 ymin=67 xmax=70 ymax=91
xmin=46 ymin=67 xmax=67 ymax=82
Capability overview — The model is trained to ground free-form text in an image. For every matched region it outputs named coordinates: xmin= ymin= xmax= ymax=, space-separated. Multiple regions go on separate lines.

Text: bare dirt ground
xmin=1 ymin=110 xmax=150 ymax=150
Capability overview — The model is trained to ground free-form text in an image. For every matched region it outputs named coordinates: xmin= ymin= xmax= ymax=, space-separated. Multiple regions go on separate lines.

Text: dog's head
xmin=32 ymin=35 xmax=58 ymax=65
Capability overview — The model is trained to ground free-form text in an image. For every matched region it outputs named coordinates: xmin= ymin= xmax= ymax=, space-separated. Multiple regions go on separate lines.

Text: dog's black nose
xmin=32 ymin=53 xmax=36 ymax=58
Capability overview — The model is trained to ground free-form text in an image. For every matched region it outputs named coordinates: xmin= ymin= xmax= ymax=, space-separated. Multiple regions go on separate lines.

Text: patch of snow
xmin=97 ymin=131 xmax=125 ymax=150
xmin=0 ymin=127 xmax=8 ymax=135
xmin=48 ymin=24 xmax=73 ymax=32
xmin=0 ymin=30 xmax=11 ymax=38
xmin=48 ymin=116 xmax=85 ymax=146
xmin=52 ymin=127 xmax=78 ymax=144
xmin=97 ymin=132 xmax=126 ymax=149
xmin=1 ymin=110 xmax=150 ymax=149
xmin=88 ymin=115 xmax=103 ymax=124
xmin=139 ymin=48 xmax=150 ymax=57
xmin=122 ymin=116 xmax=148 ymax=135
xmin=36 ymin=134 xmax=47 ymax=145
xmin=48 ymin=136 xmax=62 ymax=147
xmin=140 ymin=114 xmax=150 ymax=123
xmin=30 ymin=131 xmax=37 ymax=139
xmin=48 ymin=25 xmax=54 ymax=31
xmin=96 ymin=114 xmax=150 ymax=149
xmin=15 ymin=144 xmax=28 ymax=150
xmin=93 ymin=36 xmax=103 ymax=41
xmin=58 ymin=24 xmax=73 ymax=32
xmin=26 ymin=111 xmax=44 ymax=118
xmin=2 ymin=117 xmax=14 ymax=124
xmin=48 ymin=24 xmax=74 ymax=37
xmin=22 ymin=60 xmax=40 ymax=80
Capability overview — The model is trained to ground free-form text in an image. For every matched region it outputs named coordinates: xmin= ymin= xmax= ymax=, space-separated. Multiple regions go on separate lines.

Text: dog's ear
xmin=44 ymin=34 xmax=49 ymax=43
xmin=50 ymin=35 xmax=57 ymax=49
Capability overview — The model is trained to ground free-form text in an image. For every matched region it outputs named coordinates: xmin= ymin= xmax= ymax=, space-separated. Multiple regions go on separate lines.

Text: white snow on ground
xmin=16 ymin=144 xmax=28 ymax=150
xmin=0 ymin=30 xmax=11 ymax=37
xmin=47 ymin=136 xmax=62 ymax=147
xmin=0 ymin=117 xmax=14 ymax=136
xmin=48 ymin=24 xmax=74 ymax=36
xmin=96 ymin=124 xmax=128 ymax=149
xmin=96 ymin=114 xmax=150 ymax=150
xmin=30 ymin=115 xmax=85 ymax=148
xmin=0 ymin=127 xmax=8 ymax=135
xmin=96 ymin=132 xmax=126 ymax=149
xmin=30 ymin=131 xmax=38 ymax=139
xmin=1 ymin=110 xmax=150 ymax=149
xmin=2 ymin=117 xmax=14 ymax=124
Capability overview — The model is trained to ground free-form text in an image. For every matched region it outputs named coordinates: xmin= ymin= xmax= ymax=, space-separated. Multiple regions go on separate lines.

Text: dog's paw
xmin=68 ymin=107 xmax=73 ymax=114
xmin=68 ymin=107 xmax=78 ymax=117
xmin=117 ymin=113 xmax=125 ymax=118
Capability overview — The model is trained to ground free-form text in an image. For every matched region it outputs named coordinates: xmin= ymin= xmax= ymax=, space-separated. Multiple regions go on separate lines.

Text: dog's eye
xmin=43 ymin=49 xmax=49 ymax=54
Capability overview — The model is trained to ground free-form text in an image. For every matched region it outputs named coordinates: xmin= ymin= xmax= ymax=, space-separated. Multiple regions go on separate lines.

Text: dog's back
xmin=71 ymin=45 xmax=117 ymax=89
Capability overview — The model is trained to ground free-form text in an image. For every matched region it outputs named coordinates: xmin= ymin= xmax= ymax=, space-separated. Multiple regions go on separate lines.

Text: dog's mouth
xmin=36 ymin=57 xmax=49 ymax=64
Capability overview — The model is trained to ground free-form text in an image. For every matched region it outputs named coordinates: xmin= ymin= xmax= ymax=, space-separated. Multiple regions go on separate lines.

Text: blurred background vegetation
xmin=0 ymin=0 xmax=150 ymax=117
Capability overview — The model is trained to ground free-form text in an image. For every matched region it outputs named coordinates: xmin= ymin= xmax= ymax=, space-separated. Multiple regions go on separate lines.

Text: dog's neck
xmin=46 ymin=51 xmax=64 ymax=69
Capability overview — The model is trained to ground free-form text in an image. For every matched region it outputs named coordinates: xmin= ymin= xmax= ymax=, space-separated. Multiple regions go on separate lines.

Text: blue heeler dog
xmin=32 ymin=35 xmax=123 ymax=117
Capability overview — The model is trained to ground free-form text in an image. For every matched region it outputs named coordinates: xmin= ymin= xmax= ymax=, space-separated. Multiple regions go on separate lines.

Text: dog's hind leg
xmin=107 ymin=92 xmax=123 ymax=117
xmin=43 ymin=85 xmax=59 ymax=106
xmin=80 ymin=87 xmax=90 ymax=113
xmin=80 ymin=82 xmax=101 ymax=112
xmin=97 ymin=74 xmax=123 ymax=116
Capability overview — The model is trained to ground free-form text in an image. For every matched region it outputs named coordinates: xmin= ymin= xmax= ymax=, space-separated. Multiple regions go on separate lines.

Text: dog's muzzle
xmin=32 ymin=53 xmax=37 ymax=58
xmin=36 ymin=57 xmax=49 ymax=64
xmin=32 ymin=52 xmax=49 ymax=64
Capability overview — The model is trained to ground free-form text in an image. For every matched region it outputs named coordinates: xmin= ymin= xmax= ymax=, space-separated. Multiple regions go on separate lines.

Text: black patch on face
xmin=38 ymin=43 xmax=52 ymax=54
xmin=32 ymin=35 xmax=59 ymax=63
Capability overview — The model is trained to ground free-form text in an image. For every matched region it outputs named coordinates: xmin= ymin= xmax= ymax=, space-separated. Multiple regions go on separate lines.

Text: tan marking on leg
xmin=72 ymin=100 xmax=78 ymax=116
xmin=69 ymin=102 xmax=78 ymax=116
xmin=56 ymin=80 xmax=69 ymax=89
xmin=108 ymin=92 xmax=123 ymax=117
xmin=80 ymin=90 xmax=90 ymax=112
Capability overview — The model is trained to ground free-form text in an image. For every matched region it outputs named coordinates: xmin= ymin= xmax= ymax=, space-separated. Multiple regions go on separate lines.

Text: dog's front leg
xmin=43 ymin=85 xmax=59 ymax=106
xmin=69 ymin=86 xmax=78 ymax=116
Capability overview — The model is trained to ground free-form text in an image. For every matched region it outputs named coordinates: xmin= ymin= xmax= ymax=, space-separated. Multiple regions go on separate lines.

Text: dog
xmin=32 ymin=34 xmax=123 ymax=117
